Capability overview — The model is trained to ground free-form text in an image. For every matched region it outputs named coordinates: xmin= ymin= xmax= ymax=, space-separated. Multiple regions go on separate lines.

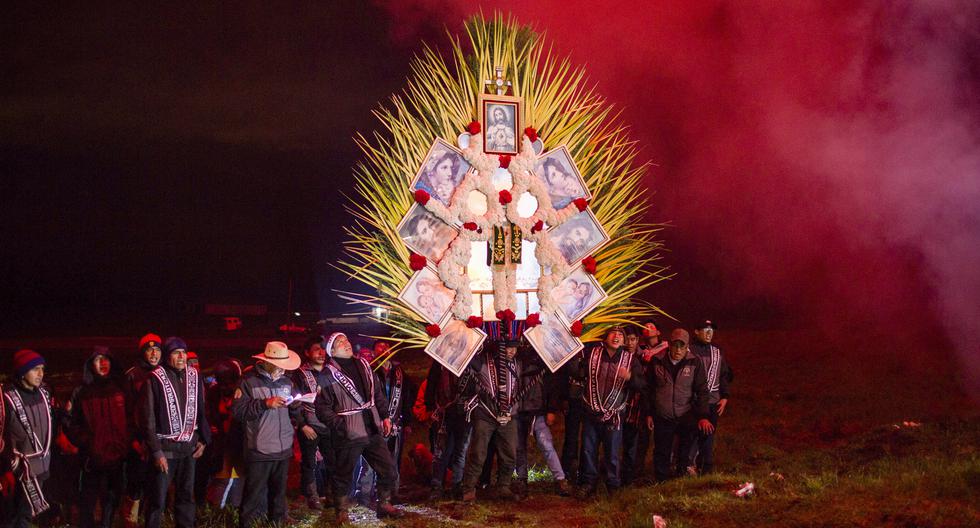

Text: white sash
xmin=584 ymin=346 xmax=633 ymax=427
xmin=705 ymin=346 xmax=721 ymax=393
xmin=386 ymin=367 xmax=404 ymax=423
xmin=152 ymin=367 xmax=199 ymax=443
xmin=326 ymin=358 xmax=375 ymax=416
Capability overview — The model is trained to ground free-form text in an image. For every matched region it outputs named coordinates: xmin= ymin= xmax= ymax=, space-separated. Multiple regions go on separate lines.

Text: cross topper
xmin=484 ymin=66 xmax=512 ymax=95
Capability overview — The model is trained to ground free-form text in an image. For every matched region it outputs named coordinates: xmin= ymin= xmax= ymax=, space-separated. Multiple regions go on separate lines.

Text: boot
xmin=556 ymin=478 xmax=572 ymax=496
xmin=305 ymin=482 xmax=322 ymax=510
xmin=334 ymin=496 xmax=350 ymax=524
xmin=376 ymin=491 xmax=404 ymax=519
xmin=461 ymin=487 xmax=477 ymax=502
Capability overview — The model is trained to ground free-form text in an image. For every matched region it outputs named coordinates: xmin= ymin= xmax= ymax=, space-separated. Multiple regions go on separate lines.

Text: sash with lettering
xmin=325 ymin=358 xmax=375 ymax=416
xmin=385 ymin=366 xmax=404 ymax=426
xmin=463 ymin=351 xmax=516 ymax=424
xmin=583 ymin=345 xmax=633 ymax=429
xmin=298 ymin=364 xmax=320 ymax=417
xmin=4 ymin=386 xmax=52 ymax=516
xmin=705 ymin=345 xmax=722 ymax=394
xmin=152 ymin=367 xmax=199 ymax=443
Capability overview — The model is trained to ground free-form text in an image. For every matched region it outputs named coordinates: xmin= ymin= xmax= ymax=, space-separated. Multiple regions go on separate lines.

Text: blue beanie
xmin=163 ymin=336 xmax=188 ymax=355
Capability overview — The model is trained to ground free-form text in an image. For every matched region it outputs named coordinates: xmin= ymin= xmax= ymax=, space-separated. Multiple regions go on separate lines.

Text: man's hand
xmin=646 ymin=416 xmax=654 ymax=431
xmin=717 ymin=399 xmax=728 ymax=416
xmin=616 ymin=367 xmax=631 ymax=380
xmin=301 ymin=425 xmax=317 ymax=440
xmin=265 ymin=396 xmax=286 ymax=409
xmin=546 ymin=413 xmax=557 ymax=427
xmin=155 ymin=456 xmax=169 ymax=474
xmin=698 ymin=419 xmax=715 ymax=435
xmin=192 ymin=442 xmax=206 ymax=459
xmin=382 ymin=418 xmax=393 ymax=437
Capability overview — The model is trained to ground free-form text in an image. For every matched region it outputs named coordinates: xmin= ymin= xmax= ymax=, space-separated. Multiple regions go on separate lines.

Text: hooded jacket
xmin=67 ymin=348 xmax=131 ymax=468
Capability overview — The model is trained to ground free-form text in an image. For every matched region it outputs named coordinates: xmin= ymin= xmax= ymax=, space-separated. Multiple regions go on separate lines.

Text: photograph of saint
xmin=480 ymin=95 xmax=521 ymax=155
xmin=397 ymin=204 xmax=459 ymax=262
xmin=547 ymin=209 xmax=610 ymax=265
xmin=424 ymin=318 xmax=488 ymax=376
xmin=553 ymin=266 xmax=607 ymax=322
xmin=534 ymin=146 xmax=590 ymax=209
xmin=412 ymin=139 xmax=471 ymax=207
xmin=525 ymin=311 xmax=583 ymax=372
xmin=398 ymin=266 xmax=457 ymax=324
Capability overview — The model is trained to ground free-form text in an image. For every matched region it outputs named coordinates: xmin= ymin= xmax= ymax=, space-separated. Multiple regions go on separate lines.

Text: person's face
xmin=695 ymin=327 xmax=714 ymax=343
xmin=669 ymin=340 xmax=688 ymax=361
xmin=333 ymin=336 xmax=353 ymax=357
xmin=415 ymin=217 xmax=435 ymax=240
xmin=93 ymin=355 xmax=111 ymax=377
xmin=625 ymin=334 xmax=639 ymax=352
xmin=187 ymin=358 xmax=200 ymax=371
xmin=306 ymin=343 xmax=326 ymax=365
xmin=22 ymin=364 xmax=44 ymax=388
xmin=374 ymin=342 xmax=390 ymax=362
xmin=505 ymin=345 xmax=518 ymax=360
xmin=168 ymin=349 xmax=187 ymax=370
xmin=605 ymin=330 xmax=624 ymax=349
xmin=546 ymin=164 xmax=569 ymax=186
xmin=575 ymin=283 xmax=589 ymax=299
xmin=492 ymin=107 xmax=505 ymax=123
xmin=569 ymin=226 xmax=589 ymax=245
xmin=434 ymin=158 xmax=453 ymax=183
xmin=643 ymin=323 xmax=660 ymax=345
xmin=144 ymin=345 xmax=162 ymax=366
xmin=259 ymin=360 xmax=283 ymax=378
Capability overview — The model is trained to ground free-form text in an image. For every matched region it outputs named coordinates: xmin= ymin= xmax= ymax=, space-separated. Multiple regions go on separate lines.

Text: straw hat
xmin=252 ymin=341 xmax=301 ymax=371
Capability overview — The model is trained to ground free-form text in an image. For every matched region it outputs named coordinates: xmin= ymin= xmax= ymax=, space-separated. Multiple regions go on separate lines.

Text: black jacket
xmin=140 ymin=365 xmax=211 ymax=459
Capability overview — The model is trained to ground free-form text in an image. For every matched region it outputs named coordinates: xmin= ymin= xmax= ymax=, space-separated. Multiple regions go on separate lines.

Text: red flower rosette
xmin=425 ymin=324 xmax=441 ymax=338
xmin=466 ymin=316 xmax=483 ymax=328
xmin=525 ymin=312 xmax=541 ymax=327
xmin=498 ymin=154 xmax=511 ymax=169
xmin=463 ymin=222 xmax=479 ymax=231
xmin=409 ymin=252 xmax=427 ymax=271
xmin=414 ymin=189 xmax=430 ymax=205
xmin=573 ymin=197 xmax=589 ymax=212
xmin=570 ymin=320 xmax=584 ymax=337
xmin=524 ymin=126 xmax=538 ymax=143
xmin=495 ymin=309 xmax=516 ymax=322
xmin=467 ymin=121 xmax=481 ymax=135
xmin=498 ymin=189 xmax=513 ymax=204
xmin=582 ymin=255 xmax=597 ymax=274
xmin=531 ymin=220 xmax=544 ymax=233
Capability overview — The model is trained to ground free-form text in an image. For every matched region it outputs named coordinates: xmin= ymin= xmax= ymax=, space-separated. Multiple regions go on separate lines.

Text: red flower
xmin=467 ymin=121 xmax=481 ymax=135
xmin=499 ymin=190 xmax=512 ymax=204
xmin=425 ymin=324 xmax=441 ymax=338
xmin=414 ymin=189 xmax=430 ymax=205
xmin=409 ymin=252 xmax=427 ymax=271
xmin=498 ymin=154 xmax=511 ymax=169
xmin=496 ymin=309 xmax=516 ymax=322
xmin=525 ymin=312 xmax=541 ymax=327
xmin=582 ymin=256 xmax=597 ymax=274
xmin=524 ymin=126 xmax=538 ymax=143
xmin=466 ymin=316 xmax=483 ymax=328
xmin=571 ymin=320 xmax=583 ymax=337
xmin=463 ymin=222 xmax=479 ymax=231
xmin=531 ymin=220 xmax=544 ymax=233
xmin=573 ymin=197 xmax=589 ymax=212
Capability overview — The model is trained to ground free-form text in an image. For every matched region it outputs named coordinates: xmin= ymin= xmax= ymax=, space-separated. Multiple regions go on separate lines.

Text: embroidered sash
xmin=705 ymin=346 xmax=721 ymax=394
xmin=326 ymin=358 xmax=375 ymax=416
xmin=583 ymin=346 xmax=633 ymax=428
xmin=5 ymin=387 xmax=51 ymax=517
xmin=152 ymin=367 xmax=199 ymax=443
xmin=386 ymin=367 xmax=404 ymax=424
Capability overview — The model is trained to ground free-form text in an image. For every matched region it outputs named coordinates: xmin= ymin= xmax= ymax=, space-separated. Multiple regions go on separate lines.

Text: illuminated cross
xmin=484 ymin=66 xmax=512 ymax=95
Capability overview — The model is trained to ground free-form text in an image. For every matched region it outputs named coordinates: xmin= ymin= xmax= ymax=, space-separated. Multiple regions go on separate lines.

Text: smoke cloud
xmin=378 ymin=1 xmax=980 ymax=395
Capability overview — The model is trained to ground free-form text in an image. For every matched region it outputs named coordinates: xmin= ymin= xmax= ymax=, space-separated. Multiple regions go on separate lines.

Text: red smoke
xmin=379 ymin=1 xmax=980 ymax=397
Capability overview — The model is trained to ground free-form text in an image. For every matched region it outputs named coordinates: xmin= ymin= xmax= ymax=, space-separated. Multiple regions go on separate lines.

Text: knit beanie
xmin=324 ymin=332 xmax=350 ymax=358
xmin=13 ymin=349 xmax=45 ymax=378
xmin=163 ymin=336 xmax=188 ymax=355
xmin=139 ymin=333 xmax=162 ymax=352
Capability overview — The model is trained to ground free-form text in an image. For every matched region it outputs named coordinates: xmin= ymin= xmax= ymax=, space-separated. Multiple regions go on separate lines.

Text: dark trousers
xmin=690 ymin=404 xmax=719 ymax=473
xmin=622 ymin=420 xmax=651 ymax=485
xmin=653 ymin=416 xmax=696 ymax=482
xmin=125 ymin=451 xmax=148 ymax=501
xmin=239 ymin=458 xmax=289 ymax=528
xmin=145 ymin=455 xmax=195 ymax=528
xmin=0 ymin=478 xmax=46 ymax=528
xmin=430 ymin=414 xmax=471 ymax=490
xmin=332 ymin=434 xmax=397 ymax=508
xmin=560 ymin=402 xmax=584 ymax=483
xmin=79 ymin=463 xmax=124 ymax=528
xmin=461 ymin=415 xmax=517 ymax=493
xmin=299 ymin=431 xmax=333 ymax=497
xmin=579 ymin=416 xmax=623 ymax=490
xmin=353 ymin=431 xmax=405 ymax=502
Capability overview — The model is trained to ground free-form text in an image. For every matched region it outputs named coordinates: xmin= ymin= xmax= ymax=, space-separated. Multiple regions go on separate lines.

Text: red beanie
xmin=13 ymin=349 xmax=45 ymax=378
xmin=139 ymin=333 xmax=162 ymax=351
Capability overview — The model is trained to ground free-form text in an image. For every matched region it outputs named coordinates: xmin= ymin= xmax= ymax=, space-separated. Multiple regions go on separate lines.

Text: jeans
xmin=460 ymin=415 xmax=518 ymax=493
xmin=145 ymin=455 xmax=196 ymax=528
xmin=653 ymin=416 xmax=696 ymax=482
xmin=578 ymin=415 xmax=623 ymax=490
xmin=689 ymin=404 xmax=719 ymax=473
xmin=430 ymin=413 xmax=471 ymax=490
xmin=516 ymin=414 xmax=566 ymax=481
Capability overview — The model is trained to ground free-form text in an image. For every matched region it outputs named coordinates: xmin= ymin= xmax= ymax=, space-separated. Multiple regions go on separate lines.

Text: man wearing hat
xmin=290 ymin=335 xmax=332 ymax=510
xmin=572 ymin=326 xmax=646 ymax=496
xmin=688 ymin=319 xmax=733 ymax=475
xmin=141 ymin=337 xmax=210 ymax=528
xmin=314 ymin=332 xmax=402 ymax=522
xmin=122 ymin=333 xmax=163 ymax=526
xmin=232 ymin=341 xmax=301 ymax=528
xmin=645 ymin=328 xmax=713 ymax=482
xmin=1 ymin=349 xmax=53 ymax=527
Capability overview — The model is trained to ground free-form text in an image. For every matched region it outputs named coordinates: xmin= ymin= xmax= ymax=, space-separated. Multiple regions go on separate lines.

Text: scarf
xmin=152 ymin=367 xmax=199 ymax=443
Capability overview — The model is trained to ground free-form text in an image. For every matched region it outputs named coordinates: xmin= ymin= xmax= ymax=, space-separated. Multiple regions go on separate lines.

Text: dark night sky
xmin=2 ymin=1 xmax=979 ymax=396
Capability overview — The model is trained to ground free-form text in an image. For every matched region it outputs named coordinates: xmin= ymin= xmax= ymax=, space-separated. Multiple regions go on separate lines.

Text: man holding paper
xmin=231 ymin=341 xmax=301 ymax=528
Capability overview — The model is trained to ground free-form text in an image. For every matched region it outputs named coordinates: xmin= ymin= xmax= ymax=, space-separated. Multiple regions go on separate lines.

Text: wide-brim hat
xmin=253 ymin=341 xmax=301 ymax=371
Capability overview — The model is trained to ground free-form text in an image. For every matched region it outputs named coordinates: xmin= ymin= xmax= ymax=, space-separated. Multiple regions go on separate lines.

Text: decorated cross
xmin=484 ymin=66 xmax=512 ymax=95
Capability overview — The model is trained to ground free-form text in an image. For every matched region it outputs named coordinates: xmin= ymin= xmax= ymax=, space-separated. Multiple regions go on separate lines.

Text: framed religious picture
xmin=547 ymin=208 xmax=610 ymax=266
xmin=397 ymin=204 xmax=459 ymax=262
xmin=397 ymin=266 xmax=456 ymax=324
xmin=424 ymin=316 xmax=488 ymax=376
xmin=480 ymin=93 xmax=522 ymax=156
xmin=524 ymin=311 xmax=584 ymax=372
xmin=553 ymin=265 xmax=607 ymax=323
xmin=534 ymin=145 xmax=591 ymax=209
xmin=411 ymin=138 xmax=472 ymax=208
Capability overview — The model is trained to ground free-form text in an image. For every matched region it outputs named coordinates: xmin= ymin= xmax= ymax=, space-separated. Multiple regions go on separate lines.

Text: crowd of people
xmin=0 ymin=320 xmax=732 ymax=527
